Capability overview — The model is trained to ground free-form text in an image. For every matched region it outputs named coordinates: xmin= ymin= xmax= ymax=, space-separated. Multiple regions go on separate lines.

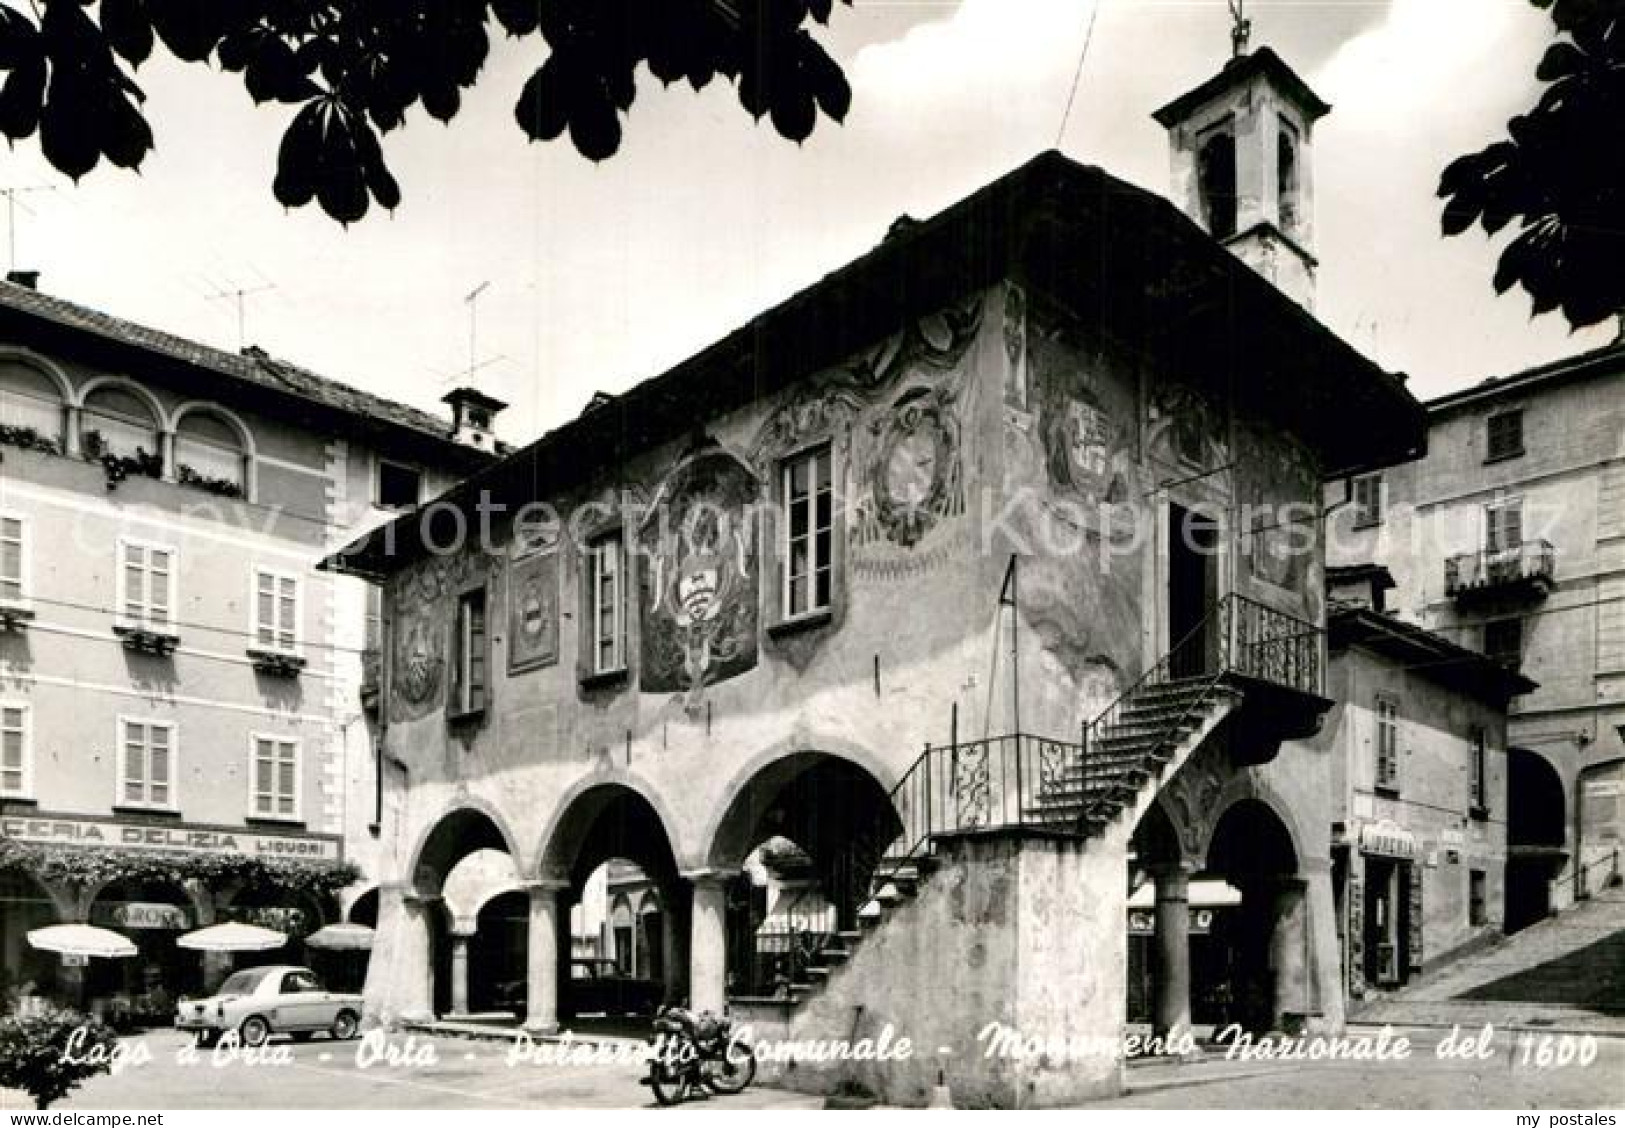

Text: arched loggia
xmin=704 ymin=750 xmax=899 ymax=1002
xmin=1204 ymin=798 xmax=1302 ymax=1033
xmin=535 ymin=783 xmax=683 ymax=1026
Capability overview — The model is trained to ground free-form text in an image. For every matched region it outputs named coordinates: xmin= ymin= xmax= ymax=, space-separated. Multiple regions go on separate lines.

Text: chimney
xmin=441 ymin=386 xmax=507 ymax=452
xmin=6 ymin=270 xmax=39 ymax=290
xmin=1152 ymin=43 xmax=1330 ymax=309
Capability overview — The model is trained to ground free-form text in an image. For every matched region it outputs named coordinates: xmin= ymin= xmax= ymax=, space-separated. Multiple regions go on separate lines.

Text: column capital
xmin=520 ymin=877 xmax=571 ymax=894
xmin=681 ymin=868 xmax=740 ymax=888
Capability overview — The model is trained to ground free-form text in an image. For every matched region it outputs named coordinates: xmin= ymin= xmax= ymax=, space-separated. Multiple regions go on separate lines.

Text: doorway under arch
xmin=1506 ymin=747 xmax=1568 ymax=933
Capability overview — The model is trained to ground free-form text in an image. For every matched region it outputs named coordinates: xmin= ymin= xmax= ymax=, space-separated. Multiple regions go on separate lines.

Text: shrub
xmin=0 ymin=1009 xmax=119 ymax=1109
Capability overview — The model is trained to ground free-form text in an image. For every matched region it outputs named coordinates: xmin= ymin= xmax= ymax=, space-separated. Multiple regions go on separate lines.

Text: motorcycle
xmin=642 ymin=1004 xmax=757 ymax=1105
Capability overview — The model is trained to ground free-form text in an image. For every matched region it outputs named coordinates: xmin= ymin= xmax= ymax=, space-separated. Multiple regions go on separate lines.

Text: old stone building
xmin=1309 ymin=565 xmax=1533 ymax=1001
xmin=1329 ymin=344 xmax=1625 ymax=932
xmin=329 ymin=45 xmax=1424 ymax=1105
xmin=0 ymin=276 xmax=493 ymax=1016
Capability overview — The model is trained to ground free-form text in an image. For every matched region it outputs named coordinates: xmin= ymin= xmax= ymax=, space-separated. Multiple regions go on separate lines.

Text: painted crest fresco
xmin=506 ymin=549 xmax=559 ymax=674
xmin=388 ymin=549 xmax=494 ymax=722
xmin=638 ymin=447 xmax=761 ymax=707
xmin=749 ymin=293 xmax=984 ymax=584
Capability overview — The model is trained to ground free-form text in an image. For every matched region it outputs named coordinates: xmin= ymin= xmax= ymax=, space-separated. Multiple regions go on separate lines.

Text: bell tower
xmin=1152 ymin=9 xmax=1330 ymax=308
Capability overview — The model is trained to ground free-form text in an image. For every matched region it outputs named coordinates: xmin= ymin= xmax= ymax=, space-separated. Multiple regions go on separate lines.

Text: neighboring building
xmin=1312 ymin=565 xmax=1533 ymax=999
xmin=0 ymin=276 xmax=493 ymax=1016
xmin=1329 ymin=345 xmax=1625 ymax=930
xmin=329 ymin=42 xmax=1424 ymax=1105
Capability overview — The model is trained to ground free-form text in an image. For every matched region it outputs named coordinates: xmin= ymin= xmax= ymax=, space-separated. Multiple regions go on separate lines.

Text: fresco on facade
xmin=1147 ymin=383 xmax=1229 ymax=473
xmin=388 ymin=550 xmax=494 ymax=723
xmin=999 ymin=303 xmax=1145 ymax=696
xmin=506 ymin=548 xmax=559 ymax=674
xmin=638 ymin=447 xmax=760 ymax=707
xmin=1240 ymin=423 xmax=1317 ymax=600
xmin=751 ymin=294 xmax=984 ymax=584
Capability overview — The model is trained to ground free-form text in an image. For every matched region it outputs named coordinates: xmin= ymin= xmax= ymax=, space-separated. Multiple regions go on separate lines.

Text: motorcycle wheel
xmin=702 ymin=1043 xmax=756 ymax=1095
xmin=646 ymin=1061 xmax=688 ymax=1106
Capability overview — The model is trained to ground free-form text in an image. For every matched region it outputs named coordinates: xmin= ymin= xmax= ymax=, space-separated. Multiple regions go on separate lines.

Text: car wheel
xmin=330 ymin=1010 xmax=359 ymax=1041
xmin=239 ymin=1016 xmax=271 ymax=1048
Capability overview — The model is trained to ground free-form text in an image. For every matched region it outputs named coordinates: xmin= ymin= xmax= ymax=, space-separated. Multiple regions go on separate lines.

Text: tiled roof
xmin=0 ymin=279 xmax=464 ymax=449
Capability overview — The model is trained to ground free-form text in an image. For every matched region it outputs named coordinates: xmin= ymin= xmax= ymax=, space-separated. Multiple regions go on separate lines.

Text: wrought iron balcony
xmin=1444 ymin=540 xmax=1556 ymax=602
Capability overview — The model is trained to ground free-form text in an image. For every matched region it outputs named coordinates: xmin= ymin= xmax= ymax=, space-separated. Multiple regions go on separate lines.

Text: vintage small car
xmin=175 ymin=965 xmax=362 ymax=1047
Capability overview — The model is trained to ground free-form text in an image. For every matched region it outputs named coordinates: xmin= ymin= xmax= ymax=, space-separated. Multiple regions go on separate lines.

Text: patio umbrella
xmin=305 ymin=922 xmax=375 ymax=952
xmin=27 ymin=924 xmax=137 ymax=959
xmin=177 ymin=921 xmax=285 ymax=952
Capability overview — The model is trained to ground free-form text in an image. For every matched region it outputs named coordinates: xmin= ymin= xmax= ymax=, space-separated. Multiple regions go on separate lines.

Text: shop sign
xmin=92 ymin=901 xmax=191 ymax=930
xmin=0 ymin=814 xmax=340 ymax=862
xmin=1126 ymin=907 xmax=1216 ymax=936
xmin=1358 ymin=819 xmax=1417 ymax=859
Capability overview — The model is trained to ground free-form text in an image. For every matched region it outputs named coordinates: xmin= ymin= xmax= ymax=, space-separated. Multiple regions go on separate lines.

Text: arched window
xmin=0 ymin=359 xmax=66 ymax=449
xmin=175 ymin=409 xmax=248 ymax=496
xmin=1278 ymin=120 xmax=1301 ymax=235
xmin=1198 ymin=129 xmax=1238 ymax=241
xmin=82 ymin=384 xmax=160 ymax=463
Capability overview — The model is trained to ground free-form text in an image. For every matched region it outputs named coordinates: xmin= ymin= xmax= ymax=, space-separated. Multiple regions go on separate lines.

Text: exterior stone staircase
xmin=1027 ymin=678 xmax=1243 ymax=832
xmin=732 ymin=593 xmax=1320 ymax=1014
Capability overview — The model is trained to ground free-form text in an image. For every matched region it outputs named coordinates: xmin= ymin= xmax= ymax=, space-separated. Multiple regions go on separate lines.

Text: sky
xmin=1 ymin=0 xmax=1611 ymax=446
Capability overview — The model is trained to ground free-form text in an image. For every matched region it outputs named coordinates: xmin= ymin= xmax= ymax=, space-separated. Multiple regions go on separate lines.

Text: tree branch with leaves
xmin=0 ymin=0 xmax=853 ymax=224
xmin=1439 ymin=0 xmax=1625 ymax=330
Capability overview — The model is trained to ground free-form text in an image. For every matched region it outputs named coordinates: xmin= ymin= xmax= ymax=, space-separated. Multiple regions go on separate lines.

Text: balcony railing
xmin=1445 ymin=540 xmax=1556 ymax=600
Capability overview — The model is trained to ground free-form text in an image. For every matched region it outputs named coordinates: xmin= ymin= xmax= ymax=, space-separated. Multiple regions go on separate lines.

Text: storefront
xmin=0 ymin=810 xmax=353 ymax=1022
xmin=1343 ymin=819 xmax=1420 ymax=996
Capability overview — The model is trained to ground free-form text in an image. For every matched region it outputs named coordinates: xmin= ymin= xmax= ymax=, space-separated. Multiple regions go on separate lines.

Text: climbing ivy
xmin=0 ymin=839 xmax=360 ymax=899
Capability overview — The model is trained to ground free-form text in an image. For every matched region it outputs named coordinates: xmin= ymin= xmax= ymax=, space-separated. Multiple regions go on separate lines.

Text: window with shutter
xmin=451 ymin=587 xmax=488 ymax=716
xmin=119 ymin=718 xmax=176 ymax=810
xmin=0 ymin=703 xmax=28 ymax=797
xmin=117 ymin=540 xmax=175 ymax=631
xmin=253 ymin=569 xmax=299 ymax=653
xmin=251 ymin=735 xmax=299 ymax=819
xmin=1352 ymin=474 xmax=1383 ymax=528
xmin=0 ymin=515 xmax=25 ymax=605
xmin=1375 ymin=696 xmax=1400 ymax=791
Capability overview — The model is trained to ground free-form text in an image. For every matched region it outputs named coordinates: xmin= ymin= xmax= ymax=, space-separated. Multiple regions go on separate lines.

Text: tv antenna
xmin=1228 ymin=0 xmax=1252 ymax=57
xmin=2 ymin=186 xmax=57 ymax=274
xmin=205 ymin=281 xmax=276 ymax=350
xmin=463 ymin=280 xmax=493 ymax=384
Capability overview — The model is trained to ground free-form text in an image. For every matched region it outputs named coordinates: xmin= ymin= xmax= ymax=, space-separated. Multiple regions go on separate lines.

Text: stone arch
xmin=0 ymin=348 xmax=73 ymax=446
xmin=76 ymin=374 xmax=169 ymax=431
xmin=344 ymin=885 xmax=379 ymax=926
xmin=696 ymin=733 xmax=901 ymax=872
xmin=1508 ymin=746 xmax=1568 ymax=848
xmin=1199 ymin=772 xmax=1311 ymax=869
xmin=533 ymin=780 xmax=682 ymax=888
xmin=0 ymin=347 xmax=73 ymax=403
xmin=406 ymin=797 xmax=526 ymax=896
xmin=532 ymin=771 xmax=685 ymax=882
xmin=170 ymin=401 xmax=256 ymax=457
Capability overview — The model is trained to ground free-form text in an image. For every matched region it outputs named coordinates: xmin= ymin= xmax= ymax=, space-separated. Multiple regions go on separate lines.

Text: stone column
xmin=687 ymin=872 xmax=732 ymax=1015
xmin=362 ymin=884 xmax=436 ymax=1025
xmin=448 ymin=930 xmax=473 ymax=1017
xmin=1269 ymin=878 xmax=1310 ymax=1032
xmin=522 ymin=880 xmax=567 ymax=1034
xmin=1151 ymin=863 xmax=1194 ymax=1041
xmin=660 ymin=884 xmax=689 ymax=1005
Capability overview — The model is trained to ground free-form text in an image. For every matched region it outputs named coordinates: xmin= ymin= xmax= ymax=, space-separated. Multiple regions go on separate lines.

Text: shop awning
xmin=177 ymin=922 xmax=286 ymax=952
xmin=306 ymin=923 xmax=375 ymax=952
xmin=27 ymin=924 xmax=137 ymax=959
xmin=1359 ymin=820 xmax=1418 ymax=859
xmin=1126 ymin=879 xmax=1242 ymax=910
